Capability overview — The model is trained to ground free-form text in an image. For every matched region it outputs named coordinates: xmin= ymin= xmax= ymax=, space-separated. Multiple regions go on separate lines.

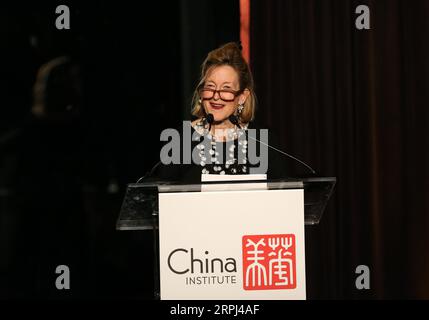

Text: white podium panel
xmin=158 ymin=189 xmax=306 ymax=300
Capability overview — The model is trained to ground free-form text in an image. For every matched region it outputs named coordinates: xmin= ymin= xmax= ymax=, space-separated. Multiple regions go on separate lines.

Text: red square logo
xmin=242 ymin=234 xmax=296 ymax=290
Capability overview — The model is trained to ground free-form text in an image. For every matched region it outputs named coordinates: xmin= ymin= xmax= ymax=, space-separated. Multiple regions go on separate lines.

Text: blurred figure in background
xmin=0 ymin=41 xmax=86 ymax=297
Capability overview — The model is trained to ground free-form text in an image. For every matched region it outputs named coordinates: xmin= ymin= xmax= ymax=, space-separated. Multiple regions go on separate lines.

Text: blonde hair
xmin=191 ymin=42 xmax=256 ymax=123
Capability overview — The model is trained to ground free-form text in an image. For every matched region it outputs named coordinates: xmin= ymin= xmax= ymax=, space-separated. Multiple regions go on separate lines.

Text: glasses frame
xmin=198 ymin=87 xmax=244 ymax=102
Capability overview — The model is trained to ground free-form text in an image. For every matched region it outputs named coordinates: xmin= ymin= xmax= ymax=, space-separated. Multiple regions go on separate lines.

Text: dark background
xmin=0 ymin=0 xmax=428 ymax=299
xmin=251 ymin=0 xmax=429 ymax=299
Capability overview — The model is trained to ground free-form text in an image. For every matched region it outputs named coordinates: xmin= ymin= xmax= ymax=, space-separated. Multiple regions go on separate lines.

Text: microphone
xmin=228 ymin=114 xmax=241 ymax=128
xmin=137 ymin=114 xmax=214 ymax=183
xmin=206 ymin=113 xmax=214 ymax=131
xmin=206 ymin=113 xmax=242 ymax=129
xmin=229 ymin=114 xmax=316 ymax=175
xmin=247 ymin=134 xmax=316 ymax=175
xmin=137 ymin=114 xmax=232 ymax=182
xmin=137 ymin=114 xmax=316 ymax=182
xmin=136 ymin=160 xmax=162 ymax=183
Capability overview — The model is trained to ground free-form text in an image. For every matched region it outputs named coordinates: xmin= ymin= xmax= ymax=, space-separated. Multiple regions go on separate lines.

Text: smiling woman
xmin=144 ymin=42 xmax=315 ymax=182
xmin=197 ymin=65 xmax=247 ymax=124
xmin=191 ymin=42 xmax=256 ymax=129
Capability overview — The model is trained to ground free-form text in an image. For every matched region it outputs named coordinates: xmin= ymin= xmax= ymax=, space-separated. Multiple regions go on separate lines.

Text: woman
xmin=189 ymin=41 xmax=257 ymax=176
xmin=146 ymin=42 xmax=314 ymax=183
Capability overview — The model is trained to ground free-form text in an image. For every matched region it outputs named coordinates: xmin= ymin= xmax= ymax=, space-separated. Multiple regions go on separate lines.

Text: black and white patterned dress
xmin=192 ymin=119 xmax=249 ymax=175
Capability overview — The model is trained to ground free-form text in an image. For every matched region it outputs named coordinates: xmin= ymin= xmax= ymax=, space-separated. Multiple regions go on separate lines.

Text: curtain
xmin=250 ymin=0 xmax=429 ymax=299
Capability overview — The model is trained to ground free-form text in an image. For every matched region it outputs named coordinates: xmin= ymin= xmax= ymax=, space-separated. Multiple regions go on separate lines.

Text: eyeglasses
xmin=199 ymin=87 xmax=243 ymax=102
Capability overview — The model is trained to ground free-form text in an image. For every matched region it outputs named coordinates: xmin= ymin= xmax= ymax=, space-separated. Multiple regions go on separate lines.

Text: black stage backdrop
xmin=0 ymin=1 xmax=239 ymax=299
xmin=1 ymin=0 xmax=428 ymax=300
xmin=251 ymin=0 xmax=429 ymax=299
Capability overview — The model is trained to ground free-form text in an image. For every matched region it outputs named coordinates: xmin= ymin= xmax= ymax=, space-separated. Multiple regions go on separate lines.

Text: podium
xmin=116 ymin=177 xmax=336 ymax=300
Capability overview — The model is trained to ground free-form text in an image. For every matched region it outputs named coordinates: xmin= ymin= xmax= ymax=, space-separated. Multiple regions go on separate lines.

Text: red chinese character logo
xmin=242 ymin=234 xmax=296 ymax=290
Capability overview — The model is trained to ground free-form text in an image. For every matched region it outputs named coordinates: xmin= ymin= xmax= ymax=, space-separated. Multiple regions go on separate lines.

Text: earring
xmin=198 ymin=98 xmax=202 ymax=104
xmin=237 ymin=103 xmax=244 ymax=115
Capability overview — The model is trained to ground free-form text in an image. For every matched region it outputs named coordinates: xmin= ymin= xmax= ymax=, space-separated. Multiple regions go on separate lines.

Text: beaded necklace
xmin=193 ymin=119 xmax=249 ymax=175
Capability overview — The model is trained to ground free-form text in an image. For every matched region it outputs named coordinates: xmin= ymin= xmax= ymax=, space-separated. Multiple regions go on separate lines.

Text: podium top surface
xmin=116 ymin=177 xmax=336 ymax=230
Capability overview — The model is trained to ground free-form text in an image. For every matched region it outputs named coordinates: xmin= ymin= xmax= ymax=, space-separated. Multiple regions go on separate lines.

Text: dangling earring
xmin=229 ymin=103 xmax=245 ymax=129
xmin=198 ymin=98 xmax=202 ymax=104
xmin=237 ymin=103 xmax=244 ymax=115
